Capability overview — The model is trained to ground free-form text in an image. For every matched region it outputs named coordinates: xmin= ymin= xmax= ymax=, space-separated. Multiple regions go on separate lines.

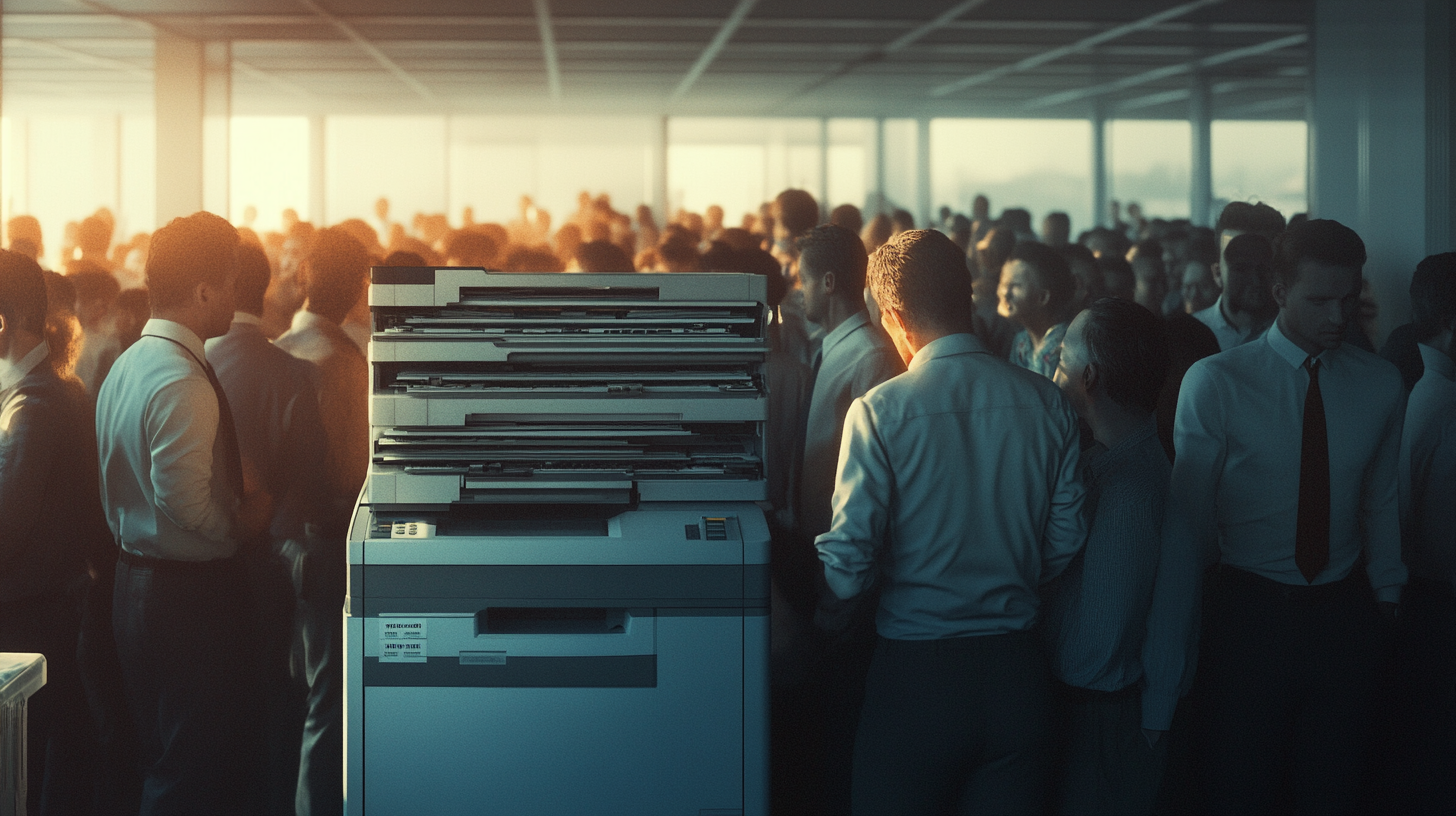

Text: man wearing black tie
xmin=96 ymin=212 xmax=273 ymax=815
xmin=1147 ymin=219 xmax=1405 ymax=813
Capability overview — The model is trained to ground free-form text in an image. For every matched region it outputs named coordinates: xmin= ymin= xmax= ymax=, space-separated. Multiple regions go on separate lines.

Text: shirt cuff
xmin=1373 ymin=584 xmax=1403 ymax=605
xmin=1141 ymin=687 xmax=1179 ymax=732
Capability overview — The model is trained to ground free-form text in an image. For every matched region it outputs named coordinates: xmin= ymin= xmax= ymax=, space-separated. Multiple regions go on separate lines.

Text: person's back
xmin=817 ymin=230 xmax=1085 ymax=815
xmin=275 ymin=227 xmax=370 ymax=518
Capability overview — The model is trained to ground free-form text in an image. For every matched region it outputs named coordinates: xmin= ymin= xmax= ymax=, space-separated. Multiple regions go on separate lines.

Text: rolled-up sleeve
xmin=1142 ymin=360 xmax=1224 ymax=731
xmin=816 ymin=397 xmax=891 ymax=600
xmin=145 ymin=378 xmax=232 ymax=542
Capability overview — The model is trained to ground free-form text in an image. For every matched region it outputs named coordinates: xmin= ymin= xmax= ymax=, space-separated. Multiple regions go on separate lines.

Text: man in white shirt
xmin=96 ymin=211 xmax=273 ymax=815
xmin=817 ymin=229 xmax=1087 ymax=815
xmin=790 ymin=224 xmax=902 ymax=814
xmin=1388 ymin=252 xmax=1456 ymax=812
xmin=1190 ymin=202 xmax=1285 ymax=351
xmin=1149 ymin=218 xmax=1405 ymax=814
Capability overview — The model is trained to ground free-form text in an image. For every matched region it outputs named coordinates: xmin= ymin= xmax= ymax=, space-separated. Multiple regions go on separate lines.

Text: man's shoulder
xmin=1335 ymin=342 xmax=1402 ymax=391
xmin=865 ymin=346 xmax=1063 ymax=414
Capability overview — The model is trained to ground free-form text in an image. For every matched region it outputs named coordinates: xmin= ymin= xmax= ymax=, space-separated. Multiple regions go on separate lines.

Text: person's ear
xmin=1211 ymin=262 xmax=1224 ymax=289
xmin=1083 ymin=361 xmax=1099 ymax=395
xmin=821 ymin=270 xmax=837 ymax=296
xmin=1271 ymin=278 xmax=1289 ymax=310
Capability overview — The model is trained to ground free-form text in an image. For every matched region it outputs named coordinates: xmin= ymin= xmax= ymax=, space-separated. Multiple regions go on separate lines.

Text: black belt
xmin=1212 ymin=563 xmax=1364 ymax=601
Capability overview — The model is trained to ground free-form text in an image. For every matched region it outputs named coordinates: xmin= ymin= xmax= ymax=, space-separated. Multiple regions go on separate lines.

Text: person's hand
xmin=1142 ymin=729 xmax=1167 ymax=748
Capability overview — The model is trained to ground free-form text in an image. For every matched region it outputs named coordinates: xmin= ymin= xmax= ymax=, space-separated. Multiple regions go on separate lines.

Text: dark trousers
xmin=113 ymin=552 xmax=264 ymax=816
xmin=0 ymin=582 xmax=93 ymax=816
xmin=1375 ymin=576 xmax=1455 ymax=814
xmin=294 ymin=532 xmax=345 ymax=816
xmin=1051 ymin=682 xmax=1166 ymax=815
xmin=77 ymin=557 xmax=143 ymax=816
xmin=1192 ymin=566 xmax=1383 ymax=815
xmin=248 ymin=543 xmax=307 ymax=816
xmin=851 ymin=631 xmax=1052 ymax=816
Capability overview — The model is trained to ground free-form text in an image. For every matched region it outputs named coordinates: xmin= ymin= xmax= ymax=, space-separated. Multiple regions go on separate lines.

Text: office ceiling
xmin=2 ymin=0 xmax=1311 ymax=119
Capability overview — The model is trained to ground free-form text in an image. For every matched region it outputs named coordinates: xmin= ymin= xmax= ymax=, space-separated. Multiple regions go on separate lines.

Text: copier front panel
xmin=346 ymin=503 xmax=769 ymax=816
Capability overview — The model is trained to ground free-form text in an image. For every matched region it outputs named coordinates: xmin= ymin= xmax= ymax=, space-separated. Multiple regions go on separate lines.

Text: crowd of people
xmin=0 ymin=182 xmax=1450 ymax=816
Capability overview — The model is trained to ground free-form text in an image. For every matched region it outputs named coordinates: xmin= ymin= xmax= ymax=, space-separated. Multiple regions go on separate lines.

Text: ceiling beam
xmin=775 ymin=0 xmax=990 ymax=105
xmin=1022 ymin=32 xmax=1307 ymax=110
xmin=669 ymin=0 xmax=759 ymax=103
xmin=532 ymin=0 xmax=562 ymax=101
xmin=1218 ymin=94 xmax=1305 ymax=118
xmin=3 ymin=37 xmax=152 ymax=78
xmin=929 ymin=0 xmax=1224 ymax=98
xmin=294 ymin=0 xmax=434 ymax=101
xmin=1114 ymin=77 xmax=1300 ymax=112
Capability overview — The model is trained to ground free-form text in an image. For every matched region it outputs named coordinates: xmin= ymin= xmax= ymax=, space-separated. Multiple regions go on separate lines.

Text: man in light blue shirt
xmin=817 ymin=229 xmax=1087 ymax=815
xmin=1149 ymin=219 xmax=1405 ymax=814
xmin=1190 ymin=202 xmax=1285 ymax=351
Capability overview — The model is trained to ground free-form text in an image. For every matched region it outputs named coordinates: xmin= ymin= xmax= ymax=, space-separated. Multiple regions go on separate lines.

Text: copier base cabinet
xmin=344 ymin=503 xmax=769 ymax=816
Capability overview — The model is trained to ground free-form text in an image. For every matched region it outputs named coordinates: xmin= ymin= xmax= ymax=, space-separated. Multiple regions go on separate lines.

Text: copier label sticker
xmin=380 ymin=619 xmax=427 ymax=639
xmin=379 ymin=640 xmax=427 ymax=663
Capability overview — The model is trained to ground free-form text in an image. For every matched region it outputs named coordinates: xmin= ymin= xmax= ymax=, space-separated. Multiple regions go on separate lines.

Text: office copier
xmin=345 ymin=267 xmax=770 ymax=816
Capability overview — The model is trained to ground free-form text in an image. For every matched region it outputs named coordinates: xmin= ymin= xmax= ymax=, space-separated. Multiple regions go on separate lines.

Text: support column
xmin=1091 ymin=103 xmax=1108 ymax=228
xmin=916 ymin=118 xmax=932 ymax=229
xmin=1310 ymin=0 xmax=1450 ymax=342
xmin=155 ymin=35 xmax=230 ymax=224
xmin=1189 ymin=72 xmax=1213 ymax=227
xmin=873 ymin=117 xmax=887 ymax=215
xmin=818 ymin=117 xmax=830 ymax=220
xmin=308 ymin=115 xmax=326 ymax=225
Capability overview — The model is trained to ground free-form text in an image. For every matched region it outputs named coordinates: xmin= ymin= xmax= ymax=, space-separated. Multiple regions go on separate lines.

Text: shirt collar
xmin=0 ymin=341 xmax=51 ymax=392
xmin=231 ymin=311 xmax=263 ymax=327
xmin=819 ymin=310 xmax=872 ymax=360
xmin=908 ymin=332 xmax=986 ymax=371
xmin=140 ymin=319 xmax=208 ymax=366
xmin=1265 ymin=317 xmax=1319 ymax=370
xmin=291 ymin=309 xmax=333 ymax=333
xmin=1417 ymin=343 xmax=1456 ymax=383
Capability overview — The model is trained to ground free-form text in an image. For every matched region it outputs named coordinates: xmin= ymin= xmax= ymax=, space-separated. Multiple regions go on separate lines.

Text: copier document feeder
xmin=346 ymin=268 xmax=770 ymax=816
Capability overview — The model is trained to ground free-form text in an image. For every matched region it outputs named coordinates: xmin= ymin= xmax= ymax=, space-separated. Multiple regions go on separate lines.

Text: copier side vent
xmin=475 ymin=607 xmax=637 ymax=636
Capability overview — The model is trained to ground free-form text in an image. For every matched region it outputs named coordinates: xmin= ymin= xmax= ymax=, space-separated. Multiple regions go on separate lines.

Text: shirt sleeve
xmin=1361 ymin=386 xmax=1408 ymax=603
xmin=1040 ymin=400 xmax=1089 ymax=582
xmin=0 ymin=392 xmax=56 ymax=556
xmin=1142 ymin=360 xmax=1224 ymax=731
xmin=815 ymin=397 xmax=892 ymax=600
xmin=145 ymin=377 xmax=233 ymax=542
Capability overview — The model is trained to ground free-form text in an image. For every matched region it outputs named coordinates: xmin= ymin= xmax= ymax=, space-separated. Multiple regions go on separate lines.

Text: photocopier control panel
xmin=345 ymin=268 xmax=770 ymax=816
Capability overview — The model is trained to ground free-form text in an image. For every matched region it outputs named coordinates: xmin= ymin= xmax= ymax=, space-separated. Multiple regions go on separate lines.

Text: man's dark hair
xmin=738 ymin=247 xmax=789 ymax=309
xmin=829 ymin=204 xmax=863 ymax=235
xmin=146 ymin=211 xmax=239 ymax=310
xmin=234 ymin=242 xmax=272 ymax=316
xmin=445 ymin=230 xmax=497 ymax=267
xmin=0 ymin=250 xmax=48 ymax=335
xmin=1215 ymin=201 xmax=1286 ymax=240
xmin=575 ymin=240 xmax=635 ymax=273
xmin=1097 ymin=255 xmax=1136 ymax=301
xmin=304 ymin=226 xmax=369 ymax=321
xmin=1007 ymin=241 xmax=1076 ymax=313
xmin=975 ymin=227 xmax=1016 ymax=283
xmin=1042 ymin=212 xmax=1071 ymax=244
xmin=1272 ymin=219 xmax=1366 ymax=288
xmin=382 ymin=250 xmax=427 ymax=267
xmin=868 ymin=229 xmax=974 ymax=333
xmin=1080 ymin=297 xmax=1169 ymax=413
xmin=798 ymin=225 xmax=869 ymax=294
xmin=69 ymin=269 xmax=120 ymax=310
xmin=77 ymin=214 xmax=113 ymax=255
xmin=1186 ymin=229 xmax=1220 ymax=266
xmin=999 ymin=208 xmax=1033 ymax=236
xmin=774 ymin=189 xmax=820 ymax=238
xmin=1410 ymin=252 xmax=1456 ymax=339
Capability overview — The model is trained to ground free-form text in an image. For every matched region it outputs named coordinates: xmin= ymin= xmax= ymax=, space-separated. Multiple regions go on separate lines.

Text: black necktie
xmin=1295 ymin=356 xmax=1329 ymax=582
xmin=148 ymin=334 xmax=245 ymax=502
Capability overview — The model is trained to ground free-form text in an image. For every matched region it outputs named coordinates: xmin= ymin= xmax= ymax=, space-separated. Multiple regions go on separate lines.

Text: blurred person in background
xmin=69 ymin=269 xmax=123 ymax=397
xmin=1001 ymin=242 xmax=1078 ymax=379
